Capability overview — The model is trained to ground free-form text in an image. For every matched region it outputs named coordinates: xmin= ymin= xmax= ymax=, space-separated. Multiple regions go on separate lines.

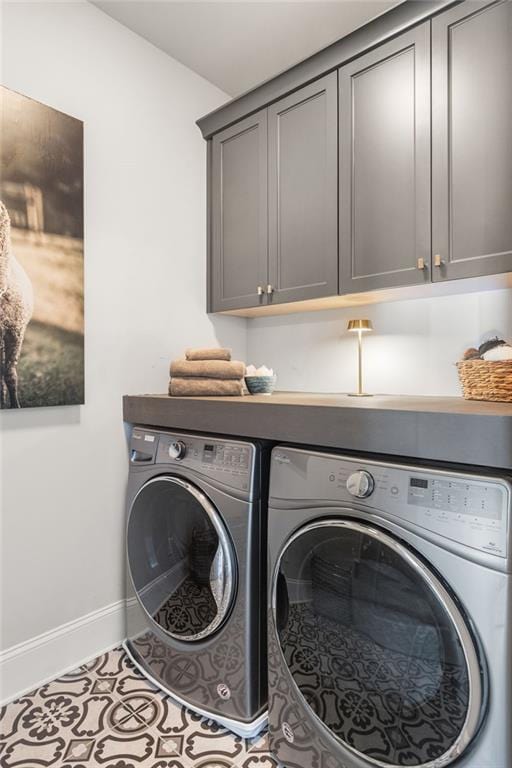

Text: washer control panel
xmin=201 ymin=441 xmax=250 ymax=471
xmin=150 ymin=430 xmax=253 ymax=493
xmin=271 ymin=448 xmax=510 ymax=558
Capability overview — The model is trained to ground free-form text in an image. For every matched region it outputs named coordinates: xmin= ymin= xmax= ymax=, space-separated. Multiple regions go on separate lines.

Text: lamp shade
xmin=347 ymin=319 xmax=373 ymax=333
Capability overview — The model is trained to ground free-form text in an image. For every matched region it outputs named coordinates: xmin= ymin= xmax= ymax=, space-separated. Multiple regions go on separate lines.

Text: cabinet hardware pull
xmin=257 ymin=286 xmax=264 ymax=296
xmin=266 ymin=284 xmax=274 ymax=294
xmin=417 ymin=257 xmax=426 ymax=270
xmin=434 ymin=254 xmax=444 ymax=267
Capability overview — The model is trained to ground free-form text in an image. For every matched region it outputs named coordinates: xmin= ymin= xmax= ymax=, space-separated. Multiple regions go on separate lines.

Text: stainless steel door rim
xmin=272 ymin=517 xmax=486 ymax=768
xmin=128 ymin=475 xmax=236 ymax=642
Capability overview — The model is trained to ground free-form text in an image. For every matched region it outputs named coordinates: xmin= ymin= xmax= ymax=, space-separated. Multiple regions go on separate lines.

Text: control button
xmin=346 ymin=470 xmax=375 ymax=499
xmin=168 ymin=440 xmax=186 ymax=460
xmin=329 ymin=474 xmax=335 ymax=482
xmin=391 ymin=486 xmax=399 ymax=496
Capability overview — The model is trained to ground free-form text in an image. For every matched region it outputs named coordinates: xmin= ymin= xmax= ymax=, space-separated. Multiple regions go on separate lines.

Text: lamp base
xmin=348 ymin=392 xmax=373 ymax=397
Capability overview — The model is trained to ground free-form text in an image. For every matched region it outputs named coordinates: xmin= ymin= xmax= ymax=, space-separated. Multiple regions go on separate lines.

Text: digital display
xmin=204 ymin=445 xmax=214 ymax=452
xmin=410 ymin=477 xmax=429 ymax=489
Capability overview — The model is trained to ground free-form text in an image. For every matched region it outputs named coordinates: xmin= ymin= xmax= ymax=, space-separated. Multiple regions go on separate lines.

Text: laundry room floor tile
xmin=0 ymin=647 xmax=280 ymax=767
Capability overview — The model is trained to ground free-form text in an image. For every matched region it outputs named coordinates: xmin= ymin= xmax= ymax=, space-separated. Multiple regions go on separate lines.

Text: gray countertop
xmin=123 ymin=392 xmax=512 ymax=470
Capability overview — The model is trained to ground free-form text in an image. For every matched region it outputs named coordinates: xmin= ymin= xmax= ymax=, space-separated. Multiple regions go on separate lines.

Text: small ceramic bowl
xmin=244 ymin=374 xmax=277 ymax=395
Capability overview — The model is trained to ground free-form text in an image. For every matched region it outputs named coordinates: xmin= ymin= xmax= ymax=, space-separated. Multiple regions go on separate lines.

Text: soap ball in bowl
xmin=245 ymin=364 xmax=277 ymax=395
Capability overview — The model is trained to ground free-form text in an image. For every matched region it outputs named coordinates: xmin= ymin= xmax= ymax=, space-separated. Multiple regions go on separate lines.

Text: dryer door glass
xmin=273 ymin=520 xmax=484 ymax=767
xmin=128 ymin=476 xmax=236 ymax=642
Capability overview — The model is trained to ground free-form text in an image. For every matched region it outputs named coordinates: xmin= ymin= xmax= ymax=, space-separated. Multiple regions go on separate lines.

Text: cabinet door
xmin=339 ymin=23 xmax=431 ymax=294
xmin=267 ymin=73 xmax=338 ymax=305
xmin=211 ymin=111 xmax=268 ymax=311
xmin=432 ymin=0 xmax=512 ymax=282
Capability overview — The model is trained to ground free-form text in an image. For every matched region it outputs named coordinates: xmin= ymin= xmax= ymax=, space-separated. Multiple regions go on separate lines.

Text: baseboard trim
xmin=0 ymin=600 xmax=126 ymax=706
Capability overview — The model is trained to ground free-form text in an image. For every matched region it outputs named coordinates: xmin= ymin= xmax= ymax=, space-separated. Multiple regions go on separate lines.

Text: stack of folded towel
xmin=169 ymin=347 xmax=246 ymax=396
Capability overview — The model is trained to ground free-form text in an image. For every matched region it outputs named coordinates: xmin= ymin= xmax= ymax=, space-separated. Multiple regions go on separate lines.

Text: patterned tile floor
xmin=0 ymin=647 xmax=278 ymax=768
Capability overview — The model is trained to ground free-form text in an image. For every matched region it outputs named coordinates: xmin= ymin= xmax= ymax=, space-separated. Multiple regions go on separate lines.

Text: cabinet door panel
xmin=339 ymin=23 xmax=431 ymax=293
xmin=268 ymin=73 xmax=338 ymax=305
xmin=211 ymin=111 xmax=267 ymax=311
xmin=432 ymin=0 xmax=512 ymax=282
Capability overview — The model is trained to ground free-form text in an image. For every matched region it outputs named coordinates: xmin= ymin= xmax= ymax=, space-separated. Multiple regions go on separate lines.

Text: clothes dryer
xmin=267 ymin=446 xmax=511 ymax=767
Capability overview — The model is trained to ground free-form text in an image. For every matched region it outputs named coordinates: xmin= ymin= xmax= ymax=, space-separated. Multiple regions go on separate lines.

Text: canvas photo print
xmin=0 ymin=86 xmax=84 ymax=408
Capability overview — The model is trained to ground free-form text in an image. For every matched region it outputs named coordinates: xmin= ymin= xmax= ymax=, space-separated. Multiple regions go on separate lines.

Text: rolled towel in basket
xmin=170 ymin=359 xmax=245 ymax=380
xmin=185 ymin=347 xmax=231 ymax=361
xmin=169 ymin=377 xmax=244 ymax=397
xmin=482 ymin=344 xmax=512 ymax=361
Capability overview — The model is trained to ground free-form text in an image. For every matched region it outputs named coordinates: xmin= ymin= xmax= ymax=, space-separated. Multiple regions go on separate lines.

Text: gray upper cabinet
xmin=432 ymin=0 xmax=512 ymax=282
xmin=339 ymin=23 xmax=431 ymax=294
xmin=204 ymin=0 xmax=512 ymax=316
xmin=267 ymin=73 xmax=338 ymax=305
xmin=211 ymin=111 xmax=268 ymax=312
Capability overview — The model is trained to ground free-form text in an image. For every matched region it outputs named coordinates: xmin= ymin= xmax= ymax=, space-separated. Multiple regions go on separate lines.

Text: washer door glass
xmin=128 ymin=476 xmax=236 ymax=642
xmin=274 ymin=520 xmax=484 ymax=767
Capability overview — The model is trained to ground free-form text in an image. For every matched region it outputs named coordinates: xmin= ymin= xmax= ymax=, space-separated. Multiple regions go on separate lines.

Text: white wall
xmin=0 ymin=0 xmax=242 ymax=688
xmin=246 ymin=289 xmax=512 ymax=396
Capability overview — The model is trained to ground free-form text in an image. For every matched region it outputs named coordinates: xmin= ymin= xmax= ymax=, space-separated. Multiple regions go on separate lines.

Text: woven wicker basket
xmin=457 ymin=359 xmax=512 ymax=402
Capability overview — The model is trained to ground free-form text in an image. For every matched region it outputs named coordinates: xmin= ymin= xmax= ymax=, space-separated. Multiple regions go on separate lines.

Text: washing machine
xmin=267 ymin=445 xmax=512 ymax=768
xmin=124 ymin=426 xmax=269 ymax=737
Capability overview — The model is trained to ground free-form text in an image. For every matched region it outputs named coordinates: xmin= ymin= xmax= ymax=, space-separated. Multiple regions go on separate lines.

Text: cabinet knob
xmin=257 ymin=286 xmax=264 ymax=296
xmin=417 ymin=257 xmax=427 ymax=270
xmin=434 ymin=254 xmax=444 ymax=267
xmin=266 ymin=284 xmax=274 ymax=295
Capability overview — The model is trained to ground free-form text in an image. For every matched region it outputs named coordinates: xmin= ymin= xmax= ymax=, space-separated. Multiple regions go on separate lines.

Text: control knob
xmin=169 ymin=440 xmax=186 ymax=460
xmin=346 ymin=470 xmax=374 ymax=499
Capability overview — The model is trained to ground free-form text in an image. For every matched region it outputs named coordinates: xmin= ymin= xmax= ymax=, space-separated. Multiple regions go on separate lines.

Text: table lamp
xmin=347 ymin=319 xmax=373 ymax=397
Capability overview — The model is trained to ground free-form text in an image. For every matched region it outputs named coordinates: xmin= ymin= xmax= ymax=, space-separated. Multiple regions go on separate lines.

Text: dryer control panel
xmin=130 ymin=428 xmax=254 ymax=494
xmin=390 ymin=469 xmax=506 ymax=557
xmin=271 ymin=448 xmax=511 ymax=558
